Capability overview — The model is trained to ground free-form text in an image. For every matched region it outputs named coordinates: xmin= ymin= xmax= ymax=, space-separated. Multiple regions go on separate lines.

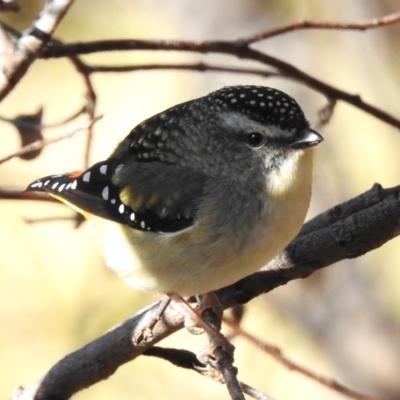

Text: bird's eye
xmin=246 ymin=132 xmax=265 ymax=148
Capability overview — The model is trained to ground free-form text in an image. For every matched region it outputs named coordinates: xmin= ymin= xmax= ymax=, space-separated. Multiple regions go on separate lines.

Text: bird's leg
xmin=180 ymin=292 xmax=224 ymax=334
xmin=133 ymin=295 xmax=171 ymax=344
xmin=168 ymin=293 xmax=235 ymax=367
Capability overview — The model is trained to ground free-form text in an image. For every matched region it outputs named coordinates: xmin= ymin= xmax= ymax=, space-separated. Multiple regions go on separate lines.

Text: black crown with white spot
xmin=208 ymin=85 xmax=308 ymax=132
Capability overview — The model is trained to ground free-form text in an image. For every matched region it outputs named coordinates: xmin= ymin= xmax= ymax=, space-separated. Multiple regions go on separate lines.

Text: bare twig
xmin=0 ymin=0 xmax=74 ymax=101
xmin=41 ymin=36 xmax=400 ymax=131
xmin=0 ymin=189 xmax=56 ymax=202
xmin=224 ymin=318 xmax=378 ymax=400
xmin=84 ymin=61 xmax=282 ymax=78
xmin=0 ymin=116 xmax=101 ymax=165
xmin=240 ymin=382 xmax=276 ymax=400
xmin=145 ymin=347 xmax=274 ymax=400
xmin=315 ymin=98 xmax=337 ymax=129
xmin=66 ymin=55 xmax=97 ymax=168
xmin=0 ymin=105 xmax=86 ymax=130
xmin=242 ymin=12 xmax=400 ymax=43
xmin=214 ymin=347 xmax=245 ymax=400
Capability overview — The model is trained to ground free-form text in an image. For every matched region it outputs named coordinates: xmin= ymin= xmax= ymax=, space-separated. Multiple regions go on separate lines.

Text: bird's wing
xmin=26 ymin=159 xmax=206 ymax=233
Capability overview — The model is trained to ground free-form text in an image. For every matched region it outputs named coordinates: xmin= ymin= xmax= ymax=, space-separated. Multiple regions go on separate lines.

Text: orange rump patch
xmin=68 ymin=171 xmax=84 ymax=179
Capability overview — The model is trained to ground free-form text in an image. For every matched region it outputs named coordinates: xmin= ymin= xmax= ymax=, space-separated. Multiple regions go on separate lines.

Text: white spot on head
xmin=102 ymin=186 xmax=109 ymax=200
xmin=119 ymin=204 xmax=125 ymax=214
xmin=52 ymin=182 xmax=59 ymax=189
xmin=71 ymin=180 xmax=78 ymax=190
xmin=130 ymin=212 xmax=135 ymax=221
xmin=82 ymin=171 xmax=91 ymax=182
xmin=99 ymin=164 xmax=108 ymax=174
xmin=58 ymin=183 xmax=65 ymax=192
xmin=140 ymin=221 xmax=146 ymax=229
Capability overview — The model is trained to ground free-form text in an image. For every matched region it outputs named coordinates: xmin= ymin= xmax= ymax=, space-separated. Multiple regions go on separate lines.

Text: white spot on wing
xmin=102 ymin=186 xmax=109 ymax=200
xmin=99 ymin=165 xmax=108 ymax=174
xmin=58 ymin=183 xmax=65 ymax=192
xmin=119 ymin=204 xmax=125 ymax=214
xmin=140 ymin=221 xmax=145 ymax=229
xmin=71 ymin=180 xmax=78 ymax=190
xmin=52 ymin=182 xmax=59 ymax=189
xmin=82 ymin=171 xmax=91 ymax=182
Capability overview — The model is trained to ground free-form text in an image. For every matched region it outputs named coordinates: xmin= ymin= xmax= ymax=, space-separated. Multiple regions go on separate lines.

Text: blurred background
xmin=1 ymin=0 xmax=400 ymax=399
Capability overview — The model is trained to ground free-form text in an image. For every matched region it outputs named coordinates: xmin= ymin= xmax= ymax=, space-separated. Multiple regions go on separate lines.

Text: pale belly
xmin=93 ymin=185 xmax=310 ymax=295
xmin=92 ymin=149 xmax=313 ymax=296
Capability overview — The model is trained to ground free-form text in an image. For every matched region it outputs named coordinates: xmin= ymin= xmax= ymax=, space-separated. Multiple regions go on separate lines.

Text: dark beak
xmin=288 ymin=128 xmax=323 ymax=149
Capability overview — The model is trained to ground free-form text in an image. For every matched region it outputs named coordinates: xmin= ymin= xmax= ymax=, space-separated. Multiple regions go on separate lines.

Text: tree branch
xmin=242 ymin=12 xmax=400 ymax=43
xmin=13 ymin=183 xmax=400 ymax=399
xmin=0 ymin=0 xmax=74 ymax=101
xmin=41 ymin=35 xmax=400 ymax=131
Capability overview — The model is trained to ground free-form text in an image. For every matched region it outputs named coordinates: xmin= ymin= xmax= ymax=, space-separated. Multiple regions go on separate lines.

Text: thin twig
xmin=240 ymin=382 xmax=276 ymax=400
xmin=41 ymin=37 xmax=400 ymax=131
xmin=215 ymin=347 xmax=245 ymax=400
xmin=0 ymin=189 xmax=56 ymax=202
xmin=0 ymin=116 xmax=101 ymax=165
xmin=241 ymin=12 xmax=400 ymax=43
xmin=84 ymin=61 xmax=282 ymax=78
xmin=0 ymin=105 xmax=87 ymax=130
xmin=315 ymin=98 xmax=337 ymax=129
xmin=223 ymin=318 xmax=379 ymax=400
xmin=66 ymin=55 xmax=97 ymax=168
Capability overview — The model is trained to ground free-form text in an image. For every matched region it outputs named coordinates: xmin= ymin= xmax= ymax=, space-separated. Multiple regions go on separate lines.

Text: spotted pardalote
xmin=27 ymin=85 xmax=323 ymax=296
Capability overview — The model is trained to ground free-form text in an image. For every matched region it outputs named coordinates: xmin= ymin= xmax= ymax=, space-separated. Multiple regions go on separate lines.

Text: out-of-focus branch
xmin=13 ymin=183 xmax=400 ymax=399
xmin=41 ymin=35 xmax=400 ymax=131
xmin=0 ymin=116 xmax=101 ymax=165
xmin=0 ymin=0 xmax=73 ymax=101
xmin=242 ymin=12 xmax=400 ymax=43
xmin=81 ymin=61 xmax=282 ymax=78
xmin=223 ymin=318 xmax=378 ymax=400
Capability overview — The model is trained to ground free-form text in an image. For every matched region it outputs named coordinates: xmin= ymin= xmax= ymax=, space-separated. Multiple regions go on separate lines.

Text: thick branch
xmin=15 ymin=184 xmax=400 ymax=399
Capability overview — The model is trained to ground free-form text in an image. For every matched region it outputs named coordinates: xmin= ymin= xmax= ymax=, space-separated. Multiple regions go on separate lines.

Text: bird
xmin=26 ymin=85 xmax=323 ymax=298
